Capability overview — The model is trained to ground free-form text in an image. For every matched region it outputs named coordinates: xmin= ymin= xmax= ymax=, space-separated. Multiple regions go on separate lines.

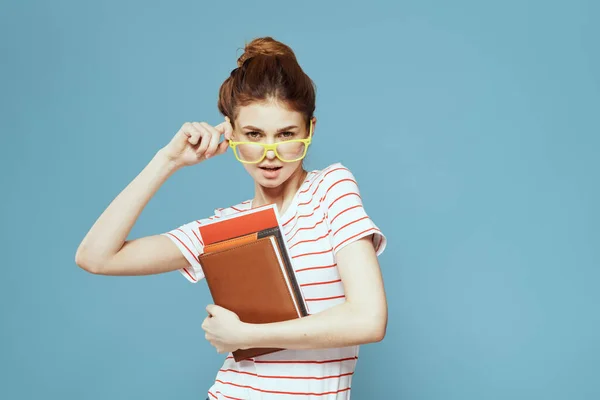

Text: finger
xmin=206 ymin=304 xmax=216 ymax=316
xmin=214 ymin=121 xmax=225 ymax=133
xmin=181 ymin=123 xmax=192 ymax=139
xmin=179 ymin=122 xmax=194 ymax=143
xmin=185 ymin=122 xmax=202 ymax=146
xmin=199 ymin=122 xmax=220 ymax=157
xmin=193 ymin=122 xmax=212 ymax=156
xmin=212 ymin=304 xmax=225 ymax=313
xmin=214 ymin=117 xmax=233 ymax=139
xmin=223 ymin=116 xmax=234 ymax=140
xmin=207 ymin=304 xmax=225 ymax=316
xmin=215 ymin=138 xmax=229 ymax=155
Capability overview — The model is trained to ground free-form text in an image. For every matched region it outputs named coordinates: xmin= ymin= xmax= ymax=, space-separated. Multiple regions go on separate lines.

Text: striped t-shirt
xmin=163 ymin=162 xmax=387 ymax=400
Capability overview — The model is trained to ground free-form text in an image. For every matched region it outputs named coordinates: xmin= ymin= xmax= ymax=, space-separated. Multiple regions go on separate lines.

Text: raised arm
xmin=75 ymin=120 xmax=232 ymax=276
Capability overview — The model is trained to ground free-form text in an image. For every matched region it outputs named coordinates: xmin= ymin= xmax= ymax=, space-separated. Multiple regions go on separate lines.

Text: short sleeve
xmin=161 ymin=219 xmax=208 ymax=283
xmin=322 ymin=164 xmax=387 ymax=256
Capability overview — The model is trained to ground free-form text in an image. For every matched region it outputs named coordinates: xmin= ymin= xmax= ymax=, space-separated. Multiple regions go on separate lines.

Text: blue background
xmin=1 ymin=0 xmax=598 ymax=399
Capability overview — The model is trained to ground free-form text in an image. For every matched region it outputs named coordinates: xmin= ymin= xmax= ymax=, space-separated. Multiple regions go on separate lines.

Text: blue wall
xmin=1 ymin=1 xmax=598 ymax=399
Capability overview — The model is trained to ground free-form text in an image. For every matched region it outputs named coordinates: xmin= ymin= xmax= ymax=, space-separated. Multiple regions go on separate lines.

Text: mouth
xmin=259 ymin=166 xmax=283 ymax=171
xmin=258 ymin=165 xmax=283 ymax=179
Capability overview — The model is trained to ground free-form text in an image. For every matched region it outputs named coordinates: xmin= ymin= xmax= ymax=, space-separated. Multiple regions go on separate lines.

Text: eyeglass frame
xmin=228 ymin=119 xmax=314 ymax=164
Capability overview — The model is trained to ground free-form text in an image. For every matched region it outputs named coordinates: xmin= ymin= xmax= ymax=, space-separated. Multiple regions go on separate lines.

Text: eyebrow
xmin=242 ymin=125 xmax=298 ymax=133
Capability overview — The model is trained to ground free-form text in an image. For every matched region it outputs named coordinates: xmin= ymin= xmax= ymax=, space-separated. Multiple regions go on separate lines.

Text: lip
xmin=258 ymin=165 xmax=283 ymax=169
xmin=259 ymin=165 xmax=282 ymax=179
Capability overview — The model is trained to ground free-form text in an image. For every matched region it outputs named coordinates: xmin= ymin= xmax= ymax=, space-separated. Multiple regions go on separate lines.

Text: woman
xmin=76 ymin=36 xmax=388 ymax=400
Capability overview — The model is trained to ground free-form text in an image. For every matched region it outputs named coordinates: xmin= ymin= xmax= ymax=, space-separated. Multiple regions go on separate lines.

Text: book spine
xmin=258 ymin=227 xmax=308 ymax=317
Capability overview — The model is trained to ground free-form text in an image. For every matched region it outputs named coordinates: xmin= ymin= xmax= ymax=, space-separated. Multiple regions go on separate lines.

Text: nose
xmin=265 ymin=149 xmax=276 ymax=160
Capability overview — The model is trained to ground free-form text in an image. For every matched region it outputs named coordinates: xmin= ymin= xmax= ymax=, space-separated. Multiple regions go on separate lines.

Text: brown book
xmin=198 ymin=229 xmax=307 ymax=362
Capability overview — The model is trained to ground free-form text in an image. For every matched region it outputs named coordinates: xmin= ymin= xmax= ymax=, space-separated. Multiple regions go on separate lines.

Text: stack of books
xmin=197 ymin=204 xmax=308 ymax=361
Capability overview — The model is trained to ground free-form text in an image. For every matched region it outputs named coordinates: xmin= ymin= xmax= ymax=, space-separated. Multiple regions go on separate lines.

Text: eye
xmin=280 ymin=131 xmax=295 ymax=139
xmin=245 ymin=131 xmax=262 ymax=140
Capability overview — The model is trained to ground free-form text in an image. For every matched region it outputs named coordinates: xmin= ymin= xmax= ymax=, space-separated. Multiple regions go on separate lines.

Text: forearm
xmin=75 ymin=149 xmax=179 ymax=267
xmin=242 ymin=301 xmax=387 ymax=350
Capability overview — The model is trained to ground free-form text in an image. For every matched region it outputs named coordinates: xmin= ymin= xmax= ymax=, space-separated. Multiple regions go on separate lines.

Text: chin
xmin=258 ymin=179 xmax=282 ymax=188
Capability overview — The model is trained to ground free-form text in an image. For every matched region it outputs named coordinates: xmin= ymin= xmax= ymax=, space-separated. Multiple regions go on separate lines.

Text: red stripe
xmin=219 ymin=368 xmax=353 ymax=381
xmin=181 ymin=267 xmax=196 ymax=282
xmin=282 ymin=167 xmax=348 ymax=226
xmin=300 ymin=278 xmax=341 ymax=287
xmin=334 ymin=228 xmax=381 ymax=253
xmin=192 ymin=229 xmax=204 ymax=247
xmin=176 ymin=228 xmax=194 ymax=246
xmin=283 ymin=204 xmax=322 ymax=235
xmin=321 ymin=179 xmax=357 ymax=204
xmin=253 ymin=356 xmax=357 ymax=364
xmin=230 ymin=206 xmax=245 ymax=212
xmin=296 ymin=176 xmax=327 ymax=207
xmin=333 ymin=216 xmax=369 ymax=237
xmin=290 ymin=168 xmax=342 ymax=215
xmin=295 ymin=263 xmax=336 ymax=273
xmin=208 ymin=391 xmax=218 ymax=399
xmin=297 ymin=167 xmax=345 ymax=196
xmin=286 ymin=214 xmax=326 ymax=243
xmin=165 ymin=232 xmax=198 ymax=274
xmin=328 ymin=192 xmax=361 ymax=211
xmin=215 ymin=392 xmax=243 ymax=400
xmin=215 ymin=380 xmax=351 ymax=396
xmin=305 ymin=295 xmax=346 ymax=302
xmin=292 ymin=248 xmax=332 ymax=259
xmin=288 ymin=231 xmax=330 ymax=250
xmin=282 ymin=168 xmax=353 ymax=227
xmin=330 ymin=204 xmax=362 ymax=225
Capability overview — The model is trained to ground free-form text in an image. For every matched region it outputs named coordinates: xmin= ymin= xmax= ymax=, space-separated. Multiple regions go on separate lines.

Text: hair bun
xmin=237 ymin=36 xmax=297 ymax=67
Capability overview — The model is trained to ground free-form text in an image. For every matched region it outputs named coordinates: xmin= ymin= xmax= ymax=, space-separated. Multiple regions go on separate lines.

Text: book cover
xmin=197 ymin=204 xmax=308 ymax=361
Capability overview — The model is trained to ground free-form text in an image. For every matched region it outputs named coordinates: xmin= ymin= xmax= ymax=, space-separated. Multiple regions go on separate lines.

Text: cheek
xmin=242 ymin=163 xmax=261 ymax=172
xmin=284 ymin=162 xmax=301 ymax=173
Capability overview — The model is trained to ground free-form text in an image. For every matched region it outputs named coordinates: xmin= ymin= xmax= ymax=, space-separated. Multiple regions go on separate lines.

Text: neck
xmin=253 ymin=167 xmax=308 ymax=215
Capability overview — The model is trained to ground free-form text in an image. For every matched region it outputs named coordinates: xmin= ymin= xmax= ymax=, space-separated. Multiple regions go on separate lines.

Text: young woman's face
xmin=232 ymin=101 xmax=314 ymax=189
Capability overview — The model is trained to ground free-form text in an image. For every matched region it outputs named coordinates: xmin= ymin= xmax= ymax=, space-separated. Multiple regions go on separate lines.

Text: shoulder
xmin=319 ymin=162 xmax=353 ymax=179
xmin=305 ymin=162 xmax=355 ymax=190
xmin=316 ymin=162 xmax=358 ymax=187
xmin=313 ymin=162 xmax=360 ymax=202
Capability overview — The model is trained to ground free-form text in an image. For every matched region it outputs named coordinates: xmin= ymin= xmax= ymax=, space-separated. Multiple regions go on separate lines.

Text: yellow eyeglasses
xmin=229 ymin=120 xmax=313 ymax=164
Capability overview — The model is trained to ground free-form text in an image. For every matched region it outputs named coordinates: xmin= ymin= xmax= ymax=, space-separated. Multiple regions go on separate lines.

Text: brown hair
xmin=218 ymin=37 xmax=316 ymax=131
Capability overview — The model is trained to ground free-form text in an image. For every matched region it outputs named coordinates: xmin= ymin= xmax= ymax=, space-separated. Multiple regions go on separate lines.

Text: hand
xmin=160 ymin=117 xmax=233 ymax=169
xmin=202 ymin=304 xmax=248 ymax=354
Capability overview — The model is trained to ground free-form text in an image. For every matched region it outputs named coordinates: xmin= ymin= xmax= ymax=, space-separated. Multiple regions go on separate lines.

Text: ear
xmin=310 ymin=116 xmax=317 ymax=135
xmin=226 ymin=115 xmax=235 ymax=129
xmin=226 ymin=115 xmax=239 ymax=139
